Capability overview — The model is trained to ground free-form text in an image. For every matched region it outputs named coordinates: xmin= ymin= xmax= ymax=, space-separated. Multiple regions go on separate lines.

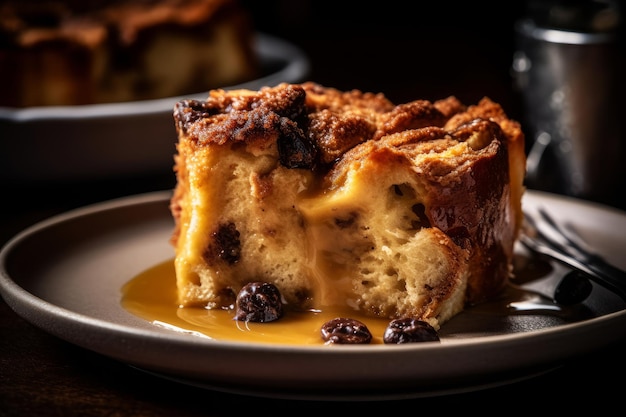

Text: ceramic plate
xmin=0 ymin=33 xmax=310 ymax=185
xmin=1 ymin=190 xmax=625 ymax=401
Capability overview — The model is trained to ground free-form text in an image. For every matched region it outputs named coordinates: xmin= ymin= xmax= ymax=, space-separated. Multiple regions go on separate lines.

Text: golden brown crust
xmin=170 ymin=82 xmax=526 ymax=328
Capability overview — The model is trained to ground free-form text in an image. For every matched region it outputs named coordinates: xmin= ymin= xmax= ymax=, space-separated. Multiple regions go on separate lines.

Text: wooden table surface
xmin=2 ymin=1 xmax=626 ymax=414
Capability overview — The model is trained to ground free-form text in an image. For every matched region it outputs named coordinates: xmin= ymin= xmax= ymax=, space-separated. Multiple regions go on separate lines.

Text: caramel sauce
xmin=121 ymin=259 xmax=392 ymax=345
xmin=122 ymin=256 xmax=586 ymax=345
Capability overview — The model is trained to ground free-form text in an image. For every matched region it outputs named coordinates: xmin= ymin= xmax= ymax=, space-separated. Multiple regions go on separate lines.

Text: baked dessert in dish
xmin=0 ymin=0 xmax=258 ymax=107
xmin=169 ymin=82 xmax=526 ymax=330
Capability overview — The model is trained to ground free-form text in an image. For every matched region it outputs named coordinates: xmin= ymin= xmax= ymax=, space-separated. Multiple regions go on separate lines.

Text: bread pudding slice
xmin=170 ymin=82 xmax=526 ymax=329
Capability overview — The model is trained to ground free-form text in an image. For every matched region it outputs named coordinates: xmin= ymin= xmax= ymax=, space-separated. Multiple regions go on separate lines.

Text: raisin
xmin=210 ymin=222 xmax=241 ymax=265
xmin=554 ymin=270 xmax=593 ymax=305
xmin=383 ymin=318 xmax=440 ymax=344
xmin=234 ymin=282 xmax=283 ymax=323
xmin=320 ymin=318 xmax=372 ymax=345
xmin=277 ymin=120 xmax=317 ymax=169
xmin=173 ymin=99 xmax=219 ymax=132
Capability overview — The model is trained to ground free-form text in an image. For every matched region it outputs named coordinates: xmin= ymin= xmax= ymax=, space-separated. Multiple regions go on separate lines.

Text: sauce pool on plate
xmin=121 ymin=259 xmax=392 ymax=345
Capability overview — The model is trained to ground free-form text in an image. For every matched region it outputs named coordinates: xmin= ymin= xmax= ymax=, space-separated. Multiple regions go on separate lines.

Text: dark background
xmin=241 ymin=0 xmax=527 ymax=114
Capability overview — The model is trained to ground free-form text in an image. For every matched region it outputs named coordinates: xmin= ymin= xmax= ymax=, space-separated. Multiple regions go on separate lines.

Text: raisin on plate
xmin=234 ymin=282 xmax=283 ymax=323
xmin=383 ymin=318 xmax=440 ymax=344
xmin=321 ymin=317 xmax=372 ymax=345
